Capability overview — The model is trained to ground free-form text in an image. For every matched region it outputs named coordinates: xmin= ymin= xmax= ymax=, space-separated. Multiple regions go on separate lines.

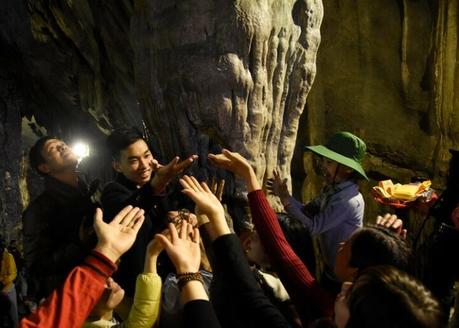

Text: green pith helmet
xmin=305 ymin=131 xmax=368 ymax=180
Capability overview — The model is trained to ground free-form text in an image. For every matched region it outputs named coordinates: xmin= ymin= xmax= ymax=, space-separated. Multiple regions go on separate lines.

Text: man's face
xmin=113 ymin=139 xmax=158 ymax=187
xmin=38 ymin=139 xmax=79 ymax=174
xmin=321 ymin=157 xmax=353 ymax=184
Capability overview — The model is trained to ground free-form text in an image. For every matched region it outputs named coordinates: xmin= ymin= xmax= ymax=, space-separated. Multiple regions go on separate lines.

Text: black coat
xmin=210 ymin=234 xmax=291 ymax=328
xmin=22 ymin=176 xmax=96 ymax=299
xmin=101 ymin=174 xmax=171 ymax=296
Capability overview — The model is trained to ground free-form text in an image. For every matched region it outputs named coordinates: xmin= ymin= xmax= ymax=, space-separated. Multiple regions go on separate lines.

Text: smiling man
xmin=23 ymin=137 xmax=97 ymax=300
xmin=102 ymin=127 xmax=197 ymax=302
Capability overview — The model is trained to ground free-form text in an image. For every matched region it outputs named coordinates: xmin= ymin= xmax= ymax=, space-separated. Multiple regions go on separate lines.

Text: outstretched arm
xmin=208 ymin=151 xmax=335 ymax=323
xmin=179 ymin=175 xmax=291 ymax=327
xmin=150 ymin=155 xmax=198 ymax=193
xmin=20 ymin=206 xmax=144 ymax=328
xmin=155 ymin=221 xmax=222 ymax=328
xmin=122 ymin=234 xmax=165 ymax=328
xmin=208 ymin=149 xmax=261 ymax=192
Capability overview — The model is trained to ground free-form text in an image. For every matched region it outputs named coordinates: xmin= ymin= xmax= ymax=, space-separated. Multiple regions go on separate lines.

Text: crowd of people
xmin=1 ymin=127 xmax=458 ymax=327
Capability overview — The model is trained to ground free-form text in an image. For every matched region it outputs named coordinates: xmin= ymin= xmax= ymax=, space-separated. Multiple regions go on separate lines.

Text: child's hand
xmin=266 ymin=169 xmax=290 ymax=202
xmin=180 ymin=175 xmax=231 ymax=240
xmin=155 ymin=221 xmax=201 ymax=274
xmin=376 ymin=213 xmax=407 ymax=239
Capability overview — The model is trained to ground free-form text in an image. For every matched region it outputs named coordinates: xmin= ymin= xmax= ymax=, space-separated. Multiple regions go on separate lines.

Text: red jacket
xmin=20 ymin=251 xmax=116 ymax=328
xmin=248 ymin=190 xmax=335 ymax=323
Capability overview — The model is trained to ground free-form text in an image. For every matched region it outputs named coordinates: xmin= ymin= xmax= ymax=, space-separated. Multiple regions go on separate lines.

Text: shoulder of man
xmin=23 ymin=191 xmax=57 ymax=220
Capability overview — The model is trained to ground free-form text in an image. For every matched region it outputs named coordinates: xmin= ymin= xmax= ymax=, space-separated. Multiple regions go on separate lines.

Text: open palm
xmin=179 ymin=175 xmax=225 ymax=219
xmin=93 ymin=206 xmax=145 ymax=262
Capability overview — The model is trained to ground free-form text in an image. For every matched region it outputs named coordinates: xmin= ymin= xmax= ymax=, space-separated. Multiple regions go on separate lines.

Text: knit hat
xmin=305 ymin=131 xmax=368 ymax=180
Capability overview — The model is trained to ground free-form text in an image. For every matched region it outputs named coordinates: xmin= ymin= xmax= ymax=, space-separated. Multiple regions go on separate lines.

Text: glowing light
xmin=72 ymin=142 xmax=90 ymax=160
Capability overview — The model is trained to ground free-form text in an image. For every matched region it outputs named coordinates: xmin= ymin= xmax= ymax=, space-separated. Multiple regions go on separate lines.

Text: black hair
xmin=349 ymin=225 xmax=411 ymax=273
xmin=106 ymin=127 xmax=144 ymax=160
xmin=347 ymin=265 xmax=446 ymax=328
xmin=29 ymin=136 xmax=55 ymax=175
xmin=277 ymin=213 xmax=317 ymax=275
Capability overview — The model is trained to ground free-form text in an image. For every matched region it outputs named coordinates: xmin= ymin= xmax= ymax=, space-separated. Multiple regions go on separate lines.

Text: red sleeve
xmin=19 ymin=250 xmax=117 ymax=328
xmin=248 ymin=190 xmax=335 ymax=320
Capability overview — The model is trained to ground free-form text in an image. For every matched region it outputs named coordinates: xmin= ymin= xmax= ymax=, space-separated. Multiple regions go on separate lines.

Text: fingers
xmin=192 ymin=227 xmax=200 ymax=243
xmin=401 ymin=229 xmax=407 ymax=240
xmin=222 ymin=148 xmax=238 ymax=160
xmin=166 ymin=156 xmax=180 ymax=168
xmin=211 ymin=176 xmax=217 ymax=194
xmin=130 ymin=216 xmax=145 ymax=234
xmin=169 ymin=222 xmax=179 ymax=243
xmin=208 ymin=153 xmax=228 ymax=169
xmin=175 ymin=155 xmax=198 ymax=172
xmin=111 ymin=205 xmax=134 ymax=224
xmin=216 ymin=179 xmax=225 ymax=200
xmin=179 ymin=220 xmax=188 ymax=239
xmin=376 ymin=213 xmax=394 ymax=227
xmin=93 ymin=208 xmax=103 ymax=226
xmin=376 ymin=213 xmax=406 ymax=238
xmin=181 ymin=175 xmax=194 ymax=191
xmin=119 ymin=207 xmax=143 ymax=227
xmin=155 ymin=233 xmax=173 ymax=250
xmin=190 ymin=176 xmax=204 ymax=191
xmin=200 ymin=181 xmax=212 ymax=193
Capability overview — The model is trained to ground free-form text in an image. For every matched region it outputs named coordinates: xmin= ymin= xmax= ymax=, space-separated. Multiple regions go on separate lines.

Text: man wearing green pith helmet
xmin=266 ymin=131 xmax=367 ymax=294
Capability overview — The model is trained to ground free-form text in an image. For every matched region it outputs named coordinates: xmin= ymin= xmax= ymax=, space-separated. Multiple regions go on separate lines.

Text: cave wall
xmin=0 ymin=71 xmax=23 ymax=242
xmin=293 ymin=0 xmax=459 ymax=227
xmin=0 ymin=0 xmax=324 ymax=239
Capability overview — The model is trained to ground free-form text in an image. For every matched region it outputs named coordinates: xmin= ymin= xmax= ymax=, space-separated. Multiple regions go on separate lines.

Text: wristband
xmin=177 ymin=272 xmax=204 ymax=290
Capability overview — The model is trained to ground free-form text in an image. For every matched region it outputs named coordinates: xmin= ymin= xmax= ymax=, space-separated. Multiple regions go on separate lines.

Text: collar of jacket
xmin=115 ymin=172 xmax=146 ymax=191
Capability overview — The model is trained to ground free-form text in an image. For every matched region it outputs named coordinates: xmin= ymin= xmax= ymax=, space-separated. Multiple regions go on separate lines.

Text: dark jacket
xmin=22 ymin=176 xmax=96 ymax=299
xmin=210 ymin=234 xmax=291 ymax=328
xmin=101 ymin=174 xmax=170 ymax=296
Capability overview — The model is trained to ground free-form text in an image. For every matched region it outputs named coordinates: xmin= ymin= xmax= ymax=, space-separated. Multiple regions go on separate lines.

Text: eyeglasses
xmin=168 ymin=209 xmax=191 ymax=224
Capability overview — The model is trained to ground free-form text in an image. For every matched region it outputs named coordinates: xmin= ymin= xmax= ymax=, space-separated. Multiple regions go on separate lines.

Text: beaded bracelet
xmin=177 ymin=272 xmax=204 ymax=291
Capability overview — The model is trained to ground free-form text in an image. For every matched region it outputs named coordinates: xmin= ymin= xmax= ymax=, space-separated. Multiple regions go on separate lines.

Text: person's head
xmin=334 ymin=225 xmax=411 ymax=282
xmin=244 ymin=229 xmax=271 ymax=269
xmin=305 ymin=132 xmax=368 ymax=184
xmin=335 ymin=265 xmax=446 ymax=328
xmin=29 ymin=137 xmax=78 ymax=176
xmin=107 ymin=128 xmax=158 ymax=187
xmin=278 ymin=213 xmax=317 ymax=274
xmin=90 ymin=277 xmax=125 ymax=320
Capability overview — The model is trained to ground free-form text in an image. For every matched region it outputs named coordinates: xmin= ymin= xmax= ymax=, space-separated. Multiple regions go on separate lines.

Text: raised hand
xmin=94 ymin=206 xmax=145 ymax=263
xmin=180 ymin=175 xmax=231 ymax=240
xmin=208 ymin=149 xmax=261 ymax=191
xmin=151 ymin=154 xmax=198 ymax=192
xmin=144 ymin=228 xmax=167 ymax=273
xmin=265 ymin=169 xmax=290 ymax=202
xmin=210 ymin=177 xmax=225 ymax=201
xmin=155 ymin=221 xmax=201 ymax=274
xmin=376 ymin=213 xmax=407 ymax=239
xmin=180 ymin=175 xmax=225 ymax=218
xmin=208 ymin=149 xmax=253 ymax=179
